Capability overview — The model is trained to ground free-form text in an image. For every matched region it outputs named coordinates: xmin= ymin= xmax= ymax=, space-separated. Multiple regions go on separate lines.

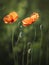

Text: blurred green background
xmin=0 ymin=0 xmax=49 ymax=65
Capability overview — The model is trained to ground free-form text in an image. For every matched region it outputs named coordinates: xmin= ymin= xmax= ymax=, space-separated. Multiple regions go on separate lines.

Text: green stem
xmin=22 ymin=35 xmax=24 ymax=65
xmin=22 ymin=44 xmax=24 ymax=65
xmin=39 ymin=25 xmax=43 ymax=65
xmin=12 ymin=29 xmax=16 ymax=65
xmin=31 ymin=44 xmax=33 ymax=65
xmin=31 ymin=26 xmax=36 ymax=65
xmin=27 ymin=54 xmax=29 ymax=65
xmin=46 ymin=45 xmax=48 ymax=65
xmin=27 ymin=44 xmax=29 ymax=65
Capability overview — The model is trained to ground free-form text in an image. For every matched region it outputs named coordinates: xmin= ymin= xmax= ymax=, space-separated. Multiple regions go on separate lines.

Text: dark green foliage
xmin=0 ymin=0 xmax=49 ymax=65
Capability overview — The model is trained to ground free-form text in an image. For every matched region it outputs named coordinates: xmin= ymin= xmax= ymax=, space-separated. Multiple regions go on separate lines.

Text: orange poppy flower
xmin=22 ymin=17 xmax=33 ymax=27
xmin=22 ymin=12 xmax=39 ymax=27
xmin=3 ymin=12 xmax=18 ymax=24
xmin=30 ymin=12 xmax=39 ymax=22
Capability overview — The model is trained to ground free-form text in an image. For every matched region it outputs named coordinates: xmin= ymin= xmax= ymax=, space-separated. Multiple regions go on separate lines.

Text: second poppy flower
xmin=22 ymin=12 xmax=39 ymax=27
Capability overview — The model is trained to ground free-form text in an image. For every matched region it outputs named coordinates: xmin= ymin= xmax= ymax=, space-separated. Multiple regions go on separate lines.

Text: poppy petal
xmin=3 ymin=11 xmax=18 ymax=24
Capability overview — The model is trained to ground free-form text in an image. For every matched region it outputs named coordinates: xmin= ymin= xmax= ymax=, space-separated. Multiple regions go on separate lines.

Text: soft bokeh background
xmin=0 ymin=0 xmax=49 ymax=65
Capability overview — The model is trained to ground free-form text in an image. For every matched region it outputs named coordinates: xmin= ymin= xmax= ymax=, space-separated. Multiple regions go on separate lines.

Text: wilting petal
xmin=3 ymin=11 xmax=18 ymax=24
